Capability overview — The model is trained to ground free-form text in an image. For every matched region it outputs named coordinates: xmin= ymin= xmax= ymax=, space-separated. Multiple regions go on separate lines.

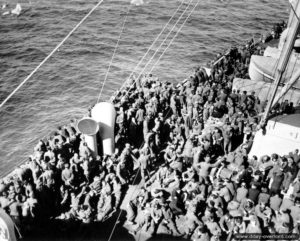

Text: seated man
xmin=147 ymin=166 xmax=171 ymax=188
xmin=97 ymin=190 xmax=113 ymax=221
xmin=61 ymin=163 xmax=75 ymax=188
xmin=116 ymin=158 xmax=131 ymax=184
xmin=162 ymin=171 xmax=181 ymax=195
xmin=161 ymin=202 xmax=181 ymax=236
xmin=129 ymin=202 xmax=152 ymax=236
xmin=126 ymin=187 xmax=150 ymax=225
xmin=183 ymin=208 xmax=203 ymax=239
xmin=254 ymin=201 xmax=272 ymax=228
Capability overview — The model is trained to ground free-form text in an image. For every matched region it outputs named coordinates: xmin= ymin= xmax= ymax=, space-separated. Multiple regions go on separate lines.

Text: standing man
xmin=138 ymin=149 xmax=151 ymax=185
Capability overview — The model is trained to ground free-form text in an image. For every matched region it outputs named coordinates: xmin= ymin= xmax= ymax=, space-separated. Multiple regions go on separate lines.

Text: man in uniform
xmin=116 ymin=158 xmax=130 ymax=184
xmin=161 ymin=202 xmax=181 ymax=236
xmin=236 ymin=182 xmax=248 ymax=203
xmin=255 ymin=201 xmax=272 ymax=228
xmin=138 ymin=148 xmax=151 ymax=185
xmin=183 ymin=208 xmax=203 ymax=239
xmin=97 ymin=190 xmax=113 ymax=221
xmin=129 ymin=202 xmax=152 ymax=236
xmin=149 ymin=201 xmax=164 ymax=236
xmin=111 ymin=176 xmax=122 ymax=209
xmin=126 ymin=187 xmax=150 ymax=225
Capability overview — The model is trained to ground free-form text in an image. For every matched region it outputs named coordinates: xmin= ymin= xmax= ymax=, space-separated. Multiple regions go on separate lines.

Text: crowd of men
xmin=0 ymin=117 xmax=131 ymax=235
xmin=110 ymin=21 xmax=299 ymax=240
xmin=1 ymin=20 xmax=299 ymax=241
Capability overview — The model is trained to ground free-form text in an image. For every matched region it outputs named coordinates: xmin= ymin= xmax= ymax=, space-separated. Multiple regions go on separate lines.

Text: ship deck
xmin=22 ymin=169 xmax=187 ymax=241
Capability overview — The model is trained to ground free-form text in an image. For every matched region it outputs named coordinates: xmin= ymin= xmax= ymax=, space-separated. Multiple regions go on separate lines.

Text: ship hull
xmin=249 ymin=114 xmax=300 ymax=157
xmin=232 ymin=77 xmax=300 ymax=104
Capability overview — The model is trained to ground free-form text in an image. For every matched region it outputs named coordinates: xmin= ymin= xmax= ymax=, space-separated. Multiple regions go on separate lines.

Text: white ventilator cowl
xmin=77 ymin=117 xmax=99 ymax=157
xmin=91 ymin=102 xmax=116 ymax=155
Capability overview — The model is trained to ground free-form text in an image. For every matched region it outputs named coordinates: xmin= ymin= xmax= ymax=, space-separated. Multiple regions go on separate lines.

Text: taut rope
xmin=0 ymin=0 xmax=105 ymax=111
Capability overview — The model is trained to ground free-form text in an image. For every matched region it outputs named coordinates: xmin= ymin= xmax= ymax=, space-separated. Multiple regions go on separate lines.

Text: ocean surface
xmin=0 ymin=0 xmax=289 ymax=176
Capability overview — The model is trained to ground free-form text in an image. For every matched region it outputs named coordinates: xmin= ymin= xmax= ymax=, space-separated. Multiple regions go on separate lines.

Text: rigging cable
xmin=290 ymin=0 xmax=300 ymax=21
xmin=0 ymin=0 xmax=105 ymax=111
xmin=119 ymin=0 xmax=198 ymax=94
xmin=136 ymin=0 xmax=195 ymax=80
xmin=265 ymin=22 xmax=293 ymax=103
xmin=119 ymin=0 xmax=200 ymax=101
xmin=148 ymin=0 xmax=200 ymax=74
xmin=282 ymin=54 xmax=297 ymax=103
xmin=97 ymin=5 xmax=132 ymax=103
xmin=114 ymin=3 xmax=199 ymax=107
xmin=289 ymin=58 xmax=298 ymax=102
xmin=123 ymin=0 xmax=187 ymax=87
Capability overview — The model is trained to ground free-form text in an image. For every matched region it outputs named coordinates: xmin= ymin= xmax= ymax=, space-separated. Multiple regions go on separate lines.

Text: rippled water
xmin=0 ymin=0 xmax=289 ymax=176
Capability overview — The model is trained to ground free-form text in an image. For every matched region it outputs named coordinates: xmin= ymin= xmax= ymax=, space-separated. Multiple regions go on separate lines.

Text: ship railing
xmin=0 ymin=119 xmax=79 ymax=182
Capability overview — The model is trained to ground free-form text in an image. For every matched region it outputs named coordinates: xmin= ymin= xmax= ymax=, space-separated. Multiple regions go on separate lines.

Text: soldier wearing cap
xmin=236 ymin=182 xmax=248 ymax=203
xmin=145 ymin=200 xmax=163 ymax=236
xmin=258 ymin=187 xmax=270 ymax=204
xmin=269 ymin=166 xmax=284 ymax=196
xmin=281 ymin=156 xmax=298 ymax=192
xmin=116 ymin=158 xmax=129 ymax=184
xmin=258 ymin=155 xmax=273 ymax=174
xmin=223 ymin=121 xmax=234 ymax=154
xmin=135 ymin=103 xmax=145 ymax=124
xmin=183 ymin=135 xmax=194 ymax=165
